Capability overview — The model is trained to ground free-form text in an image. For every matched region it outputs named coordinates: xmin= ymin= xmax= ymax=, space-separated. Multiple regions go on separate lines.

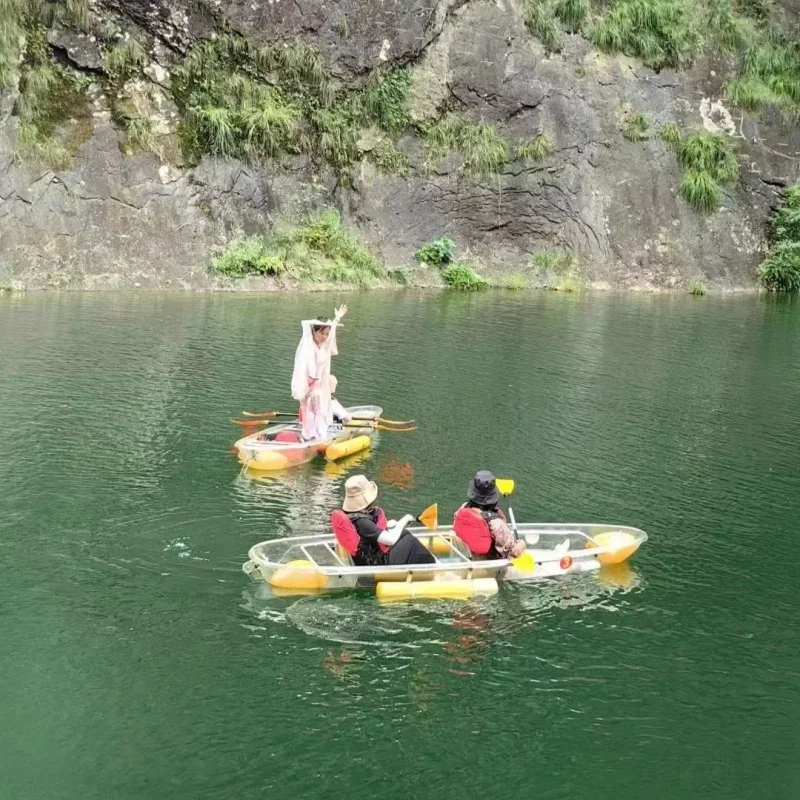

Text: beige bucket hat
xmin=342 ymin=474 xmax=378 ymax=512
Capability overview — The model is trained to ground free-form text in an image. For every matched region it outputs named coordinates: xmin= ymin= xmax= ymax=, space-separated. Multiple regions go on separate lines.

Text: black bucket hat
xmin=467 ymin=470 xmax=500 ymax=506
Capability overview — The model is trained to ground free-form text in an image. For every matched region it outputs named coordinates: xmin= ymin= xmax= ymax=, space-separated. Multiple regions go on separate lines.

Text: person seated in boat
xmin=331 ymin=475 xmax=436 ymax=567
xmin=291 ymin=305 xmax=347 ymax=441
xmin=453 ymin=471 xmax=526 ymax=560
xmin=329 ymin=375 xmax=352 ymax=426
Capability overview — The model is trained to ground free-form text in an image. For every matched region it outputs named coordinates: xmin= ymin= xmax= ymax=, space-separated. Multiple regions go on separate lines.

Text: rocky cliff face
xmin=1 ymin=0 xmax=799 ymax=291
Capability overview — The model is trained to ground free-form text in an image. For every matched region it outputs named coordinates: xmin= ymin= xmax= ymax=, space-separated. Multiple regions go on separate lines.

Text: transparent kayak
xmin=234 ymin=405 xmax=382 ymax=471
xmin=243 ymin=523 xmax=648 ymax=600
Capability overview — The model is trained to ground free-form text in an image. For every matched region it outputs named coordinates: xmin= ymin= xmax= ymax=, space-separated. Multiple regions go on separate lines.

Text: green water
xmin=1 ymin=291 xmax=798 ymax=800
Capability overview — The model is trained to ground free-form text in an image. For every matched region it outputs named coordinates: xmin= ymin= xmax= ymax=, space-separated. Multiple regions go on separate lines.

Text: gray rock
xmin=2 ymin=0 xmax=799 ymax=290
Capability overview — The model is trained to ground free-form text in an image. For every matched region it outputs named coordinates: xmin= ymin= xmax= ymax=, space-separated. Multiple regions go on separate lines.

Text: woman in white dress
xmin=290 ymin=305 xmax=347 ymax=441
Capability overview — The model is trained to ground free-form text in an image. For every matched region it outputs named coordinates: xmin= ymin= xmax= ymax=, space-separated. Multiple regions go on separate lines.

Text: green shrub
xmin=369 ymin=139 xmax=409 ymax=175
xmin=213 ymin=237 xmax=285 ymax=277
xmin=660 ymin=122 xmax=682 ymax=147
xmin=213 ymin=210 xmax=384 ymax=287
xmin=758 ymin=186 xmax=800 ymax=292
xmin=442 ymin=263 xmax=490 ymax=290
xmin=690 ymin=280 xmax=708 ymax=295
xmin=674 ymin=132 xmax=738 ymax=213
xmin=758 ymin=242 xmax=800 ymax=292
xmin=770 ymin=186 xmax=800 ymax=242
xmin=294 ymin=210 xmax=382 ymax=276
xmin=415 ymin=237 xmax=456 ymax=267
xmin=516 ymin=133 xmax=553 ymax=162
xmin=622 ymin=113 xmax=649 ymax=141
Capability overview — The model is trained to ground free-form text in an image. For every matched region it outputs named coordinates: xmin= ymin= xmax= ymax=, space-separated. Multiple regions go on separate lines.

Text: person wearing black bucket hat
xmin=453 ymin=471 xmax=526 ymax=559
xmin=467 ymin=470 xmax=501 ymax=507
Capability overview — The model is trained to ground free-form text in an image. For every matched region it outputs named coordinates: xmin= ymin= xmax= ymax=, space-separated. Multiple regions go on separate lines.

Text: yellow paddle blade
xmin=511 ymin=550 xmax=535 ymax=572
xmin=496 ymin=478 xmax=515 ymax=496
xmin=417 ymin=503 xmax=438 ymax=531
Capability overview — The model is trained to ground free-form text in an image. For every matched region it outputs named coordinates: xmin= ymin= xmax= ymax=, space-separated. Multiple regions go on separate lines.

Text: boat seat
xmin=453 ymin=506 xmax=494 ymax=557
xmin=330 ymin=508 xmax=389 ymax=558
xmin=330 ymin=510 xmax=360 ymax=557
xmin=274 ymin=430 xmax=301 ymax=443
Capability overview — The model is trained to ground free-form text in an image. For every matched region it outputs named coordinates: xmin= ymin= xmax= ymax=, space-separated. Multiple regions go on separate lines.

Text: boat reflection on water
xmin=598 ymin=561 xmax=637 ymax=589
xmin=239 ymin=449 xmax=372 ymax=483
xmin=443 ymin=608 xmax=493 ymax=676
xmin=378 ymin=457 xmax=415 ymax=490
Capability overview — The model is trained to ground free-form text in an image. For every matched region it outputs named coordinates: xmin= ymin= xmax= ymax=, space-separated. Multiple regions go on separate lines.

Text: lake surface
xmin=1 ymin=291 xmax=798 ymax=800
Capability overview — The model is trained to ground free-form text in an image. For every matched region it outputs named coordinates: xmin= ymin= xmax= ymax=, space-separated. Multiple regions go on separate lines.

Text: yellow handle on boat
xmin=511 ymin=551 xmax=535 ymax=572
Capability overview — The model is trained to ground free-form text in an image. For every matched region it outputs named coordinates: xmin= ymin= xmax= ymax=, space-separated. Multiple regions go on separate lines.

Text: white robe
xmin=290 ymin=320 xmax=339 ymax=441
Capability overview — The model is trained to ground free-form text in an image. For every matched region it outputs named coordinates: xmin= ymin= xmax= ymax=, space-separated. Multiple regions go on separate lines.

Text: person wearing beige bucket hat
xmin=335 ymin=475 xmax=436 ymax=567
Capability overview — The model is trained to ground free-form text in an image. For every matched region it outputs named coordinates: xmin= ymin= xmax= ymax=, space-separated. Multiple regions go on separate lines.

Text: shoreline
xmin=0 ymin=281 xmax=768 ymax=297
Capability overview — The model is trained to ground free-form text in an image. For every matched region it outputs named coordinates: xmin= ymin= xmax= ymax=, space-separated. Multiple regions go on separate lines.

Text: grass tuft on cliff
xmin=622 ymin=112 xmax=649 ymax=141
xmin=523 ymin=0 xmax=565 ymax=52
xmin=212 ymin=210 xmax=385 ymax=288
xmin=593 ymin=0 xmax=700 ymax=70
xmin=173 ymin=36 xmax=412 ymax=173
xmin=424 ymin=115 xmax=510 ymax=176
xmin=758 ymin=186 xmax=800 ymax=292
xmin=660 ymin=122 xmax=682 ymax=147
xmin=4 ymin=14 xmax=89 ymax=170
xmin=368 ymin=139 xmax=409 ymax=176
xmin=516 ymin=133 xmax=553 ymax=162
xmin=101 ymin=37 xmax=147 ymax=86
xmin=726 ymin=36 xmax=800 ymax=119
xmin=674 ymin=132 xmax=739 ymax=213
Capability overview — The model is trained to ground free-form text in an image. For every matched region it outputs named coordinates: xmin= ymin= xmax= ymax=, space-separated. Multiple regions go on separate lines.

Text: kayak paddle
xmin=242 ymin=410 xmax=415 ymax=426
xmin=496 ymin=477 xmax=535 ymax=572
xmin=417 ymin=503 xmax=438 ymax=531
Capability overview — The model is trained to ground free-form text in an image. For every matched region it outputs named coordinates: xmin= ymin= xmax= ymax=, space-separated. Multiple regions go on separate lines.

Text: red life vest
xmin=453 ymin=505 xmax=506 ymax=557
xmin=330 ymin=508 xmax=389 ymax=557
xmin=274 ymin=430 xmax=301 ymax=443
